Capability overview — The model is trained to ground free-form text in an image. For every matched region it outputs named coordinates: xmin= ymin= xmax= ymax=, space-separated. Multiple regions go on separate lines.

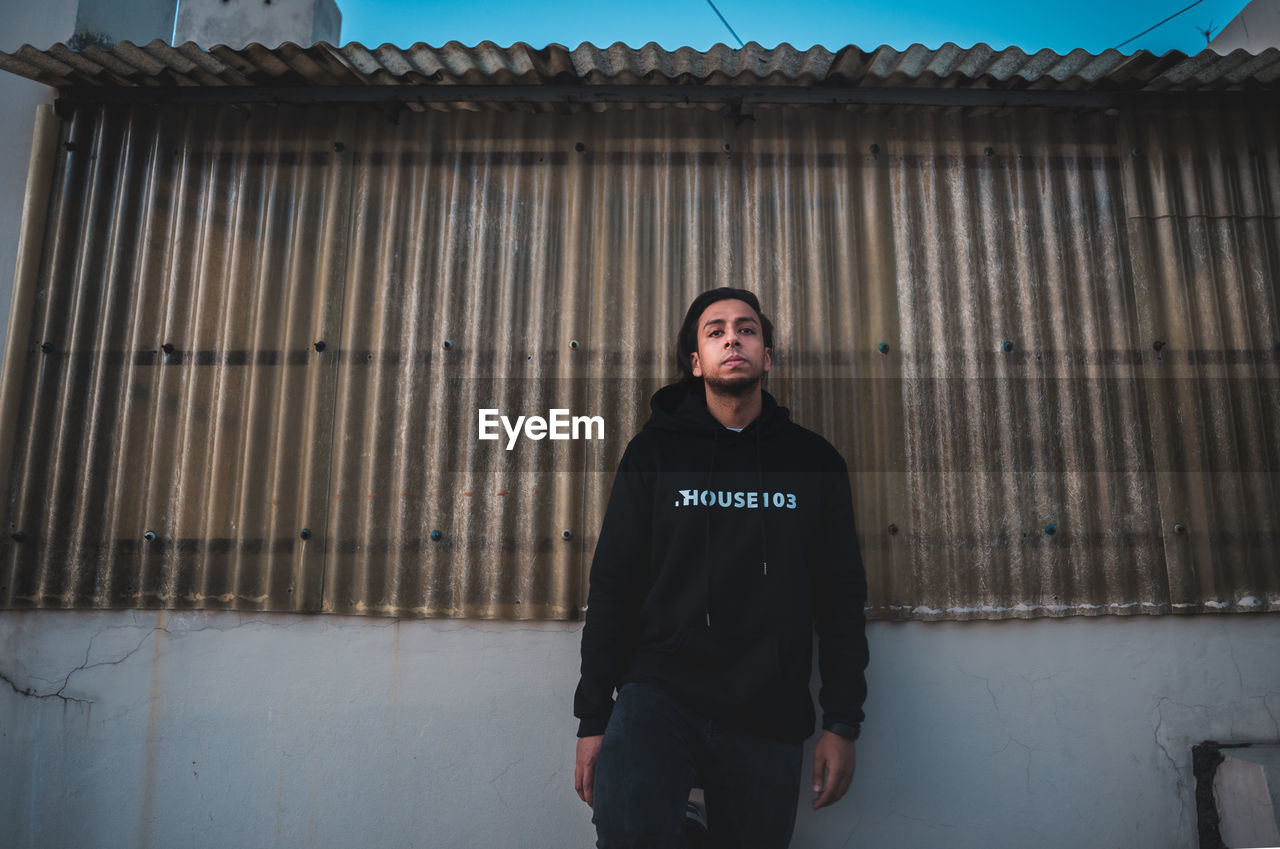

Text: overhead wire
xmin=1114 ymin=0 xmax=1208 ymax=49
xmin=704 ymin=0 xmax=746 ymax=48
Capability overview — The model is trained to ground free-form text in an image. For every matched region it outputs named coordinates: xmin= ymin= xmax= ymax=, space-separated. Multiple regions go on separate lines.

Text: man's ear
xmin=691 ymin=351 xmax=703 ymax=378
xmin=763 ymin=347 xmax=772 ymax=374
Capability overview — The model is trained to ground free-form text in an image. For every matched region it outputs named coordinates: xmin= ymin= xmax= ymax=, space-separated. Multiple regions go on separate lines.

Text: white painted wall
xmin=1210 ymin=0 xmax=1280 ymax=52
xmin=2 ymin=611 xmax=1276 ymax=848
xmin=74 ymin=0 xmax=177 ymax=46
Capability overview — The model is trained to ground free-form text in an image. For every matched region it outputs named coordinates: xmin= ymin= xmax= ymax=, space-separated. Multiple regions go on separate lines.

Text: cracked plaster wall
xmin=1 ymin=611 xmax=1276 ymax=848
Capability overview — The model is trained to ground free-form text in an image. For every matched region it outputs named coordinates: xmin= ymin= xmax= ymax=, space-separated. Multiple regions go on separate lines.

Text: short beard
xmin=703 ymin=373 xmax=762 ymax=398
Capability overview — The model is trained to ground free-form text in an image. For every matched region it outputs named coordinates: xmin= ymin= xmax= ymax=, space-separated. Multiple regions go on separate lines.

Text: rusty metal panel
xmin=3 ymin=41 xmax=1280 ymax=94
xmin=0 ymin=97 xmax=1275 ymax=621
xmin=1123 ymin=103 xmax=1280 ymax=615
xmin=0 ymin=103 xmax=353 ymax=611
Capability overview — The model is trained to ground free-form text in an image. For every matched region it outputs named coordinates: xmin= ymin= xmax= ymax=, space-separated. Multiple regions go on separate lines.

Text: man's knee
xmin=591 ymin=740 xmax=690 ymax=849
xmin=592 ymin=795 xmax=686 ymax=849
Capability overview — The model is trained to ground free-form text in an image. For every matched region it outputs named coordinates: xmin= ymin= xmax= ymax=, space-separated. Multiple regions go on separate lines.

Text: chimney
xmin=174 ymin=0 xmax=342 ymax=47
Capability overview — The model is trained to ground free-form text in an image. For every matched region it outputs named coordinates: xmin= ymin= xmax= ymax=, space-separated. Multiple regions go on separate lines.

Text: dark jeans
xmin=592 ymin=682 xmax=803 ymax=849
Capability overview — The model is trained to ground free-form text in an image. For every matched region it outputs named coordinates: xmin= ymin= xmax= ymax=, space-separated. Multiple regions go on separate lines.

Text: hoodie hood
xmin=644 ymin=382 xmax=792 ymax=436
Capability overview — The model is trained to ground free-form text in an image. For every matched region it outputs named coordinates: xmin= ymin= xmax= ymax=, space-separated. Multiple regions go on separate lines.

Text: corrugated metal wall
xmin=0 ymin=98 xmax=1276 ymax=620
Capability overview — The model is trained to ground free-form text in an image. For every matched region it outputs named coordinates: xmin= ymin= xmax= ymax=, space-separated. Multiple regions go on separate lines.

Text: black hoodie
xmin=574 ymin=382 xmax=869 ymax=744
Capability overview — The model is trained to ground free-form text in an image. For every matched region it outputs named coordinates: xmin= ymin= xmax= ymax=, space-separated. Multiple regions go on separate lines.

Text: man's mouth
xmin=723 ymin=356 xmax=746 ymax=366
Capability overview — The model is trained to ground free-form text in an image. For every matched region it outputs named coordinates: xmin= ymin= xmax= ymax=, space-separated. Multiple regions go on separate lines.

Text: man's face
xmin=690 ymin=298 xmax=772 ymax=396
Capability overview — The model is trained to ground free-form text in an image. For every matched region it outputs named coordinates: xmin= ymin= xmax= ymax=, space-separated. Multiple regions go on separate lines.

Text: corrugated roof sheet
xmin=1 ymin=40 xmax=1280 ymax=94
xmin=1 ymin=93 xmax=1276 ymax=621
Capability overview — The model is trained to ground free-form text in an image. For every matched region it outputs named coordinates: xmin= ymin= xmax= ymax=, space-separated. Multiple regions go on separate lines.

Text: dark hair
xmin=674 ymin=288 xmax=774 ymax=384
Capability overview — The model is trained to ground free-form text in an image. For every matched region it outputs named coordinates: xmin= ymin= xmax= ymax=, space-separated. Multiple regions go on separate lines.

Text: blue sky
xmin=337 ymin=0 xmax=1251 ymax=55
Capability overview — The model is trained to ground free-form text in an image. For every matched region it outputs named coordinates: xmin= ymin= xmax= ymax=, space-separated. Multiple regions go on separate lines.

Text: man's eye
xmin=708 ymin=330 xmax=722 ymax=337
xmin=741 ymin=328 xmax=754 ymax=334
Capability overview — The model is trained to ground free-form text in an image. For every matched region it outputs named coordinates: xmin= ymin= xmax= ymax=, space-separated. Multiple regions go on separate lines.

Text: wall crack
xmin=0 ymin=622 xmax=164 ymax=707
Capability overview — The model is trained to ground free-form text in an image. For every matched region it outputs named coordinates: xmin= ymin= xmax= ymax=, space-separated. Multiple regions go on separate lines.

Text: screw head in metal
xmin=1044 ymin=525 xmax=1056 ymax=536
xmin=430 ymin=529 xmax=442 ymax=542
xmin=1152 ymin=339 xmax=1165 ymax=352
xmin=300 ymin=528 xmax=312 ymax=540
xmin=570 ymin=340 xmax=579 ymax=350
xmin=575 ymin=142 xmax=586 ymax=153
xmin=442 ymin=339 xmax=453 ymax=350
xmin=887 ymin=523 xmax=898 ymax=536
xmin=1131 ymin=148 xmax=1141 ymax=158
xmin=562 ymin=529 xmax=573 ymax=541
xmin=869 ymin=143 xmax=880 ymax=154
xmin=40 ymin=342 xmax=53 ymax=354
xmin=333 ymin=141 xmax=345 ymax=152
xmin=143 ymin=531 xmax=156 ymax=542
xmin=161 ymin=343 xmax=174 ymax=356
xmin=877 ymin=342 xmax=890 ymax=355
xmin=1174 ymin=522 xmax=1187 ymax=535
xmin=314 ymin=340 xmax=325 ymax=353
xmin=984 ymin=147 xmax=995 ymax=157
xmin=1002 ymin=341 xmax=1014 ymax=353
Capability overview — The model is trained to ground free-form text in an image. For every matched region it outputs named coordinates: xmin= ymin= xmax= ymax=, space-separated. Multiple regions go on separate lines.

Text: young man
xmin=573 ymin=288 xmax=869 ymax=849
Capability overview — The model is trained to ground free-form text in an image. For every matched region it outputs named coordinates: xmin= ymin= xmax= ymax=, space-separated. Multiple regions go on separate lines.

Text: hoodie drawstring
xmin=756 ymin=427 xmax=770 ymax=576
xmin=704 ymin=431 xmax=720 ymax=628
xmin=704 ymin=426 xmax=772 ymax=629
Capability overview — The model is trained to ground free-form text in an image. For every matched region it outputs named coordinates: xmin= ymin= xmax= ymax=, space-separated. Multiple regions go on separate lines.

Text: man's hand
xmin=810 ymin=730 xmax=856 ymax=810
xmin=574 ymin=735 xmax=605 ymax=808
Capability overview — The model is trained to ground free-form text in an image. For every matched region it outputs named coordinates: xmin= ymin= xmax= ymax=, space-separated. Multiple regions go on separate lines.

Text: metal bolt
xmin=1152 ymin=340 xmax=1165 ymax=352
xmin=1044 ymin=525 xmax=1056 ymax=536
xmin=430 ymin=529 xmax=442 ymax=542
xmin=333 ymin=141 xmax=345 ymax=152
xmin=887 ymin=523 xmax=898 ymax=536
xmin=314 ymin=341 xmax=326 ymax=353
xmin=1131 ymin=148 xmax=1141 ymax=158
xmin=984 ymin=147 xmax=995 ymax=157
xmin=442 ymin=339 xmax=453 ymax=350
xmin=877 ymin=342 xmax=890 ymax=355
xmin=869 ymin=143 xmax=880 ymax=154
xmin=723 ymin=143 xmax=731 ymax=152
xmin=570 ymin=340 xmax=579 ymax=350
xmin=162 ymin=343 xmax=175 ymax=356
xmin=1174 ymin=522 xmax=1187 ymax=535
xmin=562 ymin=529 xmax=573 ymax=541
xmin=1002 ymin=341 xmax=1014 ymax=353
xmin=143 ymin=531 xmax=156 ymax=542
xmin=300 ymin=528 xmax=312 ymax=540
xmin=40 ymin=342 xmax=53 ymax=354
xmin=575 ymin=142 xmax=586 ymax=153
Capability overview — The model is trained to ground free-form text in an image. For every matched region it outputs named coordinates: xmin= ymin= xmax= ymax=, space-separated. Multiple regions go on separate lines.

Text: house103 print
xmin=476 ymin=408 xmax=800 ymax=510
